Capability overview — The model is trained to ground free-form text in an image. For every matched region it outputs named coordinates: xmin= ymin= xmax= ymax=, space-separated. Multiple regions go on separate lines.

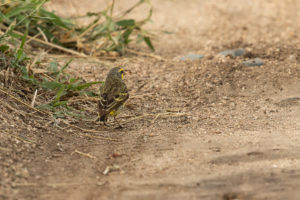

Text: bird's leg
xmin=95 ymin=100 xmax=102 ymax=122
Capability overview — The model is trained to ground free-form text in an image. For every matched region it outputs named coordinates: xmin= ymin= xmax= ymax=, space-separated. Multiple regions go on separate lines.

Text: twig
xmin=46 ymin=182 xmax=83 ymax=188
xmin=12 ymin=182 xmax=84 ymax=187
xmin=123 ymin=113 xmax=153 ymax=124
xmin=28 ymin=35 xmax=87 ymax=57
xmin=154 ymin=112 xmax=188 ymax=122
xmin=115 ymin=0 xmax=146 ymax=19
xmin=37 ymin=27 xmax=48 ymax=43
xmin=43 ymin=54 xmax=112 ymax=66
xmin=68 ymin=96 xmax=99 ymax=103
xmin=2 ymin=101 xmax=26 ymax=118
xmin=3 ymin=100 xmax=46 ymax=120
xmin=4 ymin=67 xmax=10 ymax=86
xmin=25 ymin=32 xmax=41 ymax=44
xmin=12 ymin=182 xmax=38 ymax=187
xmin=74 ymin=149 xmax=96 ymax=159
xmin=60 ymin=121 xmax=119 ymax=141
xmin=26 ymin=55 xmax=39 ymax=74
xmin=7 ymin=133 xmax=36 ymax=144
xmin=0 ymin=146 xmax=11 ymax=152
xmin=40 ymin=72 xmax=55 ymax=81
xmin=152 ymin=113 xmax=162 ymax=123
xmin=103 ymin=166 xmax=110 ymax=175
xmin=78 ymin=18 xmax=102 ymax=39
xmin=103 ymin=165 xmax=120 ymax=175
xmin=31 ymin=89 xmax=38 ymax=107
xmin=77 ymin=133 xmax=120 ymax=142
xmin=62 ymin=121 xmax=105 ymax=134
xmin=124 ymin=112 xmax=189 ymax=124
xmin=0 ymin=86 xmax=50 ymax=116
xmin=126 ymin=48 xmax=165 ymax=61
xmin=2 ymin=28 xmax=89 ymax=58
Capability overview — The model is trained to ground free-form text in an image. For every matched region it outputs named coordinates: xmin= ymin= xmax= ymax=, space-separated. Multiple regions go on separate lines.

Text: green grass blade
xmin=72 ymin=81 xmax=103 ymax=91
xmin=5 ymin=5 xmax=36 ymax=18
xmin=116 ymin=19 xmax=135 ymax=27
xmin=54 ymin=85 xmax=66 ymax=102
xmin=143 ymin=36 xmax=154 ymax=51
xmin=55 ymin=59 xmax=72 ymax=81
xmin=39 ymin=8 xmax=72 ymax=30
xmin=16 ymin=21 xmax=29 ymax=61
xmin=41 ymin=81 xmax=63 ymax=90
xmin=0 ymin=44 xmax=9 ymax=52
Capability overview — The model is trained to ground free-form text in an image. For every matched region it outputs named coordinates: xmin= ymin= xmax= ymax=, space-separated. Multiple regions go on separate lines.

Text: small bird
xmin=96 ymin=67 xmax=129 ymax=127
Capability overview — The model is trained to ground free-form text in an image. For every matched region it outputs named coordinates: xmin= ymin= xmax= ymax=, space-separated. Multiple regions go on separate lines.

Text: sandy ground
xmin=1 ymin=0 xmax=300 ymax=199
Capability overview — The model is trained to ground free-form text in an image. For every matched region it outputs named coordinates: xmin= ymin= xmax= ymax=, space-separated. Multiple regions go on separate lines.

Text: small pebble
xmin=180 ymin=54 xmax=204 ymax=61
xmin=242 ymin=58 xmax=264 ymax=67
xmin=218 ymin=48 xmax=245 ymax=57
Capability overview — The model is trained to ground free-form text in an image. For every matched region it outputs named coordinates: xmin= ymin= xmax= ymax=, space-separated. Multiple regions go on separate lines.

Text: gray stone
xmin=180 ymin=54 xmax=204 ymax=61
xmin=218 ymin=48 xmax=245 ymax=57
xmin=243 ymin=58 xmax=264 ymax=67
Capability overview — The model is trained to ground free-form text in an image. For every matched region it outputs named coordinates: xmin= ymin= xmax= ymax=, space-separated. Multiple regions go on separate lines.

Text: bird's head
xmin=108 ymin=67 xmax=124 ymax=80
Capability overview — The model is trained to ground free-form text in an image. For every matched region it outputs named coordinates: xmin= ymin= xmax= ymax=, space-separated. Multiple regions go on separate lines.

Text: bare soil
xmin=1 ymin=0 xmax=300 ymax=199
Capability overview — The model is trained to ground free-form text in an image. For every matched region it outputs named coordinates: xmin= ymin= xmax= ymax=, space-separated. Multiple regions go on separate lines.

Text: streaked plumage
xmin=97 ymin=67 xmax=129 ymax=125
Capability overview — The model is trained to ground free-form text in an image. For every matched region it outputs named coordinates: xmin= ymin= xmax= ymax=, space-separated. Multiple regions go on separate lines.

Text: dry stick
xmin=61 ymin=122 xmax=119 ymax=141
xmin=3 ymin=100 xmax=45 ymax=120
xmin=79 ymin=19 xmax=102 ymax=39
xmin=25 ymin=32 xmax=42 ymax=44
xmin=7 ymin=133 xmax=36 ymax=144
xmin=0 ymin=146 xmax=11 ymax=152
xmin=124 ymin=112 xmax=189 ymax=124
xmin=122 ymin=113 xmax=154 ymax=124
xmin=26 ymin=55 xmax=39 ymax=73
xmin=125 ymin=48 xmax=165 ymax=61
xmin=0 ymin=86 xmax=50 ymax=116
xmin=40 ymin=72 xmax=55 ymax=81
xmin=59 ymin=16 xmax=104 ymax=44
xmin=115 ymin=0 xmax=145 ymax=19
xmin=155 ymin=112 xmax=188 ymax=122
xmin=37 ymin=27 xmax=48 ymax=43
xmin=152 ymin=113 xmax=162 ymax=123
xmin=8 ymin=29 xmax=88 ymax=58
xmin=38 ymin=54 xmax=112 ymax=66
xmin=13 ymin=182 xmax=92 ymax=187
xmin=62 ymin=122 xmax=104 ymax=134
xmin=68 ymin=96 xmax=99 ymax=103
xmin=74 ymin=149 xmax=96 ymax=159
xmin=31 ymin=89 xmax=38 ymax=107
xmin=4 ymin=67 xmax=10 ymax=86
xmin=3 ymin=101 xmax=26 ymax=117
xmin=12 ymin=183 xmax=38 ymax=187
xmin=77 ymin=133 xmax=120 ymax=142
xmin=46 ymin=182 xmax=83 ymax=188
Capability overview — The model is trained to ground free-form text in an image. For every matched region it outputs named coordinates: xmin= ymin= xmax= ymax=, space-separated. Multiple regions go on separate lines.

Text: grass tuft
xmin=0 ymin=0 xmax=154 ymax=118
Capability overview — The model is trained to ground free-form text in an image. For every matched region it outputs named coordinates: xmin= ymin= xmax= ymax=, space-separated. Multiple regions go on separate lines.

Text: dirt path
xmin=1 ymin=0 xmax=300 ymax=199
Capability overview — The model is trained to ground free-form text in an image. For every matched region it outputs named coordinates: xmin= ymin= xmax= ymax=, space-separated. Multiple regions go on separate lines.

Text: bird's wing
xmin=105 ymin=92 xmax=129 ymax=114
xmin=98 ymin=77 xmax=129 ymax=117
